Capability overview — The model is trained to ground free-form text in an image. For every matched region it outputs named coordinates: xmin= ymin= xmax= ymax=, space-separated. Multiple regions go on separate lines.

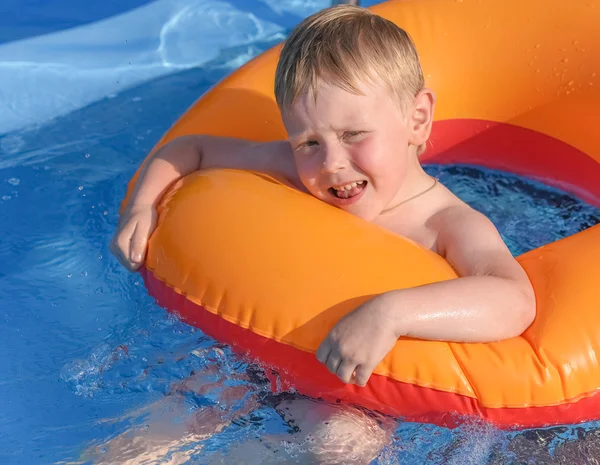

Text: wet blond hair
xmin=274 ymin=5 xmax=424 ymax=114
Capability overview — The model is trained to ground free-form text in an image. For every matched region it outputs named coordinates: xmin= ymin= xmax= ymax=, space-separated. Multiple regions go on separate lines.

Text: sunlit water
xmin=1 ymin=2 xmax=600 ymax=465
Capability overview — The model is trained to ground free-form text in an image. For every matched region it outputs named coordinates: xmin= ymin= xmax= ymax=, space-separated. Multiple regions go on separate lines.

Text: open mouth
xmin=328 ymin=180 xmax=367 ymax=199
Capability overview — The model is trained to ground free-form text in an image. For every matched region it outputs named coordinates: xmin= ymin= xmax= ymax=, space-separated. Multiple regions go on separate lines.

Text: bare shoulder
xmin=428 ymin=194 xmax=535 ymax=308
xmin=431 ymin=201 xmax=506 ymax=257
xmin=428 ymin=195 xmax=526 ymax=279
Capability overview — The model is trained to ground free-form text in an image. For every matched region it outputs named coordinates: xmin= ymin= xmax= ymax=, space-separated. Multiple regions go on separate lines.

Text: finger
xmin=336 ymin=360 xmax=357 ymax=384
xmin=353 ymin=365 xmax=373 ymax=387
xmin=316 ymin=340 xmax=332 ymax=364
xmin=110 ymin=232 xmax=130 ymax=268
xmin=114 ymin=223 xmax=139 ymax=271
xmin=129 ymin=222 xmax=149 ymax=265
xmin=326 ymin=353 xmax=342 ymax=375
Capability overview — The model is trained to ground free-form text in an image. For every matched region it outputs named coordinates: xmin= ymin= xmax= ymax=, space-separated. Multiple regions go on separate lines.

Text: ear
xmin=408 ymin=88 xmax=436 ymax=147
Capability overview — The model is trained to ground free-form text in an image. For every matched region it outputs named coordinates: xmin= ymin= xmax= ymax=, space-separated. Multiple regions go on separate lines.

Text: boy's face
xmin=282 ymin=79 xmax=429 ymax=220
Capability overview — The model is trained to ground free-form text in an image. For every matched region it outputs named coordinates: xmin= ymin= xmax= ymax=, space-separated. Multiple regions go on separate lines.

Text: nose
xmin=320 ymin=143 xmax=347 ymax=174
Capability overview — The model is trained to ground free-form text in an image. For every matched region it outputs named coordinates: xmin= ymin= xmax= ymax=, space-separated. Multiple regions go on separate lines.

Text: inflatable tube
xmin=122 ymin=0 xmax=600 ymax=429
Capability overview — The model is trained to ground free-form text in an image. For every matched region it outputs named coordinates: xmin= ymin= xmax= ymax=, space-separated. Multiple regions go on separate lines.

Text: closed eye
xmin=343 ymin=131 xmax=366 ymax=141
xmin=295 ymin=140 xmax=319 ymax=150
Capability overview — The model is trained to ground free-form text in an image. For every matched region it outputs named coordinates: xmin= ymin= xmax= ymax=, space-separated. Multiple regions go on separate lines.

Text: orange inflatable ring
xmin=122 ymin=0 xmax=600 ymax=429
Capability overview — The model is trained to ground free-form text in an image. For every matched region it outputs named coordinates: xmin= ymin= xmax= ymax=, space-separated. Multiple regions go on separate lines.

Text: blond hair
xmin=274 ymin=5 xmax=424 ymax=114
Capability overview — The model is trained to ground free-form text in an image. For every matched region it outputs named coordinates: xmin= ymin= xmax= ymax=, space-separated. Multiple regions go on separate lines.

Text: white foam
xmin=0 ymin=0 xmax=285 ymax=135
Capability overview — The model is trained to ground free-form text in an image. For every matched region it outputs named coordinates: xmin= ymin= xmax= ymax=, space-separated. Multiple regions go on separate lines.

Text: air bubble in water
xmin=60 ymin=359 xmax=92 ymax=383
xmin=7 ymin=178 xmax=20 ymax=186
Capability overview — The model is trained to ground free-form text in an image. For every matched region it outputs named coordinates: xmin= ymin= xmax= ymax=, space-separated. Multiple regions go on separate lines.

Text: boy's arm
xmin=386 ymin=206 xmax=536 ymax=342
xmin=128 ymin=135 xmax=298 ymax=207
xmin=317 ymin=206 xmax=536 ymax=385
xmin=111 ymin=135 xmax=297 ymax=270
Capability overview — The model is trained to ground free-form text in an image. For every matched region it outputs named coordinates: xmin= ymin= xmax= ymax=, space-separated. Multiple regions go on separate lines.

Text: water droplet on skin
xmin=535 ymin=44 xmax=541 ymax=48
xmin=573 ymin=40 xmax=579 ymax=45
xmin=562 ymin=57 xmax=569 ymax=63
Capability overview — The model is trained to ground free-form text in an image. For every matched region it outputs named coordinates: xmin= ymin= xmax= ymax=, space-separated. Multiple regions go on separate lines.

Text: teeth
xmin=334 ymin=181 xmax=364 ymax=191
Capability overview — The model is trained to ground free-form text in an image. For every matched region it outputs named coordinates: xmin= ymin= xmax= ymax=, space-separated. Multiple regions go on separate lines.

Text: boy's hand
xmin=316 ymin=295 xmax=399 ymax=387
xmin=110 ymin=204 xmax=158 ymax=272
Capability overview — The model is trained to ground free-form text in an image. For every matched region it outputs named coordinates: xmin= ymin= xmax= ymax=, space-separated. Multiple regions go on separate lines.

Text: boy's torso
xmin=372 ymin=184 xmax=466 ymax=255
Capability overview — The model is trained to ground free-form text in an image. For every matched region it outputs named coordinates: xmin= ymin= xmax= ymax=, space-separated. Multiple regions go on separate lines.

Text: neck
xmin=384 ymin=157 xmax=435 ymax=213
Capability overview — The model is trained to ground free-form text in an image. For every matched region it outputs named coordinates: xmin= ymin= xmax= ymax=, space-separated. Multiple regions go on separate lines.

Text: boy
xmin=110 ymin=5 xmax=535 ymax=463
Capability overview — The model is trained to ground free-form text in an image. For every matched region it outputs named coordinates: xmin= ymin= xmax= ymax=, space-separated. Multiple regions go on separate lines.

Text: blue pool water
xmin=1 ymin=1 xmax=599 ymax=464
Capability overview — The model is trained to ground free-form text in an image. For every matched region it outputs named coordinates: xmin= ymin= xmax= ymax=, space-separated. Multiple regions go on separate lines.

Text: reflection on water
xmin=0 ymin=0 xmax=288 ymax=135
